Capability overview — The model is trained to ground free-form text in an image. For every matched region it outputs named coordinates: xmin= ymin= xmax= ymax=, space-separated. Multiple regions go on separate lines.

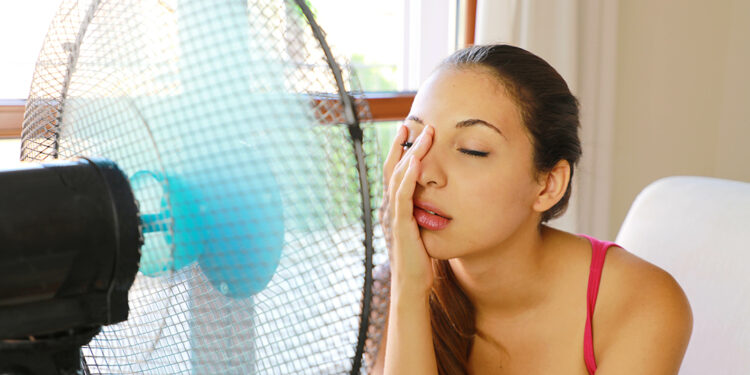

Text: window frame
xmin=0 ymin=100 xmax=25 ymax=139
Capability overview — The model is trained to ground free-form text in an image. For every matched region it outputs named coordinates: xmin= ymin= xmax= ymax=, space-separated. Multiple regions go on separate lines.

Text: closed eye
xmin=459 ymin=149 xmax=489 ymax=157
xmin=402 ymin=141 xmax=487 ymax=157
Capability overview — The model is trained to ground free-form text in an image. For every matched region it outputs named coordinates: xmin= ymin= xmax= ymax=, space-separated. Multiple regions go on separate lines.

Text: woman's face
xmin=405 ymin=66 xmax=542 ymax=260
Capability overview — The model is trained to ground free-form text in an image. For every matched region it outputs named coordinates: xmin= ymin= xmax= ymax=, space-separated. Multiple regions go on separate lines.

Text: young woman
xmin=366 ymin=45 xmax=693 ymax=374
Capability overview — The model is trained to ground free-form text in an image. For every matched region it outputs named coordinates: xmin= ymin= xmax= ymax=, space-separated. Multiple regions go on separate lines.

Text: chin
xmin=425 ymin=248 xmax=452 ymax=260
xmin=420 ymin=230 xmax=454 ymax=260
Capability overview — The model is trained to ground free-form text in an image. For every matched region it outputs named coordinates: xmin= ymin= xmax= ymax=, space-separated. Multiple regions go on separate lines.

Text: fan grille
xmin=21 ymin=0 xmax=388 ymax=373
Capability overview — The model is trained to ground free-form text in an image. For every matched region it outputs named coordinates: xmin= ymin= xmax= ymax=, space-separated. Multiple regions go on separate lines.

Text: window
xmin=0 ymin=139 xmax=21 ymax=169
xmin=0 ymin=1 xmax=474 ymax=161
xmin=0 ymin=2 xmax=58 ymax=161
xmin=0 ymin=2 xmax=60 ymax=100
xmin=309 ymin=0 xmax=467 ymax=164
xmin=311 ymin=0 xmax=460 ymax=92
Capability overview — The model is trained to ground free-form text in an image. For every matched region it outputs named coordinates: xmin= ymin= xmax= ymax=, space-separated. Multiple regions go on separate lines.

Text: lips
xmin=413 ymin=200 xmax=452 ymax=230
xmin=413 ymin=200 xmax=451 ymax=219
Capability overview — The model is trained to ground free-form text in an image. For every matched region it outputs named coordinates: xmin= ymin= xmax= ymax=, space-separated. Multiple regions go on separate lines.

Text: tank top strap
xmin=578 ymin=234 xmax=617 ymax=375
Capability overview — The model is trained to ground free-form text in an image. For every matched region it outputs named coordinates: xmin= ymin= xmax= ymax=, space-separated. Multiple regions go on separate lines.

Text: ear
xmin=532 ymin=159 xmax=571 ymax=214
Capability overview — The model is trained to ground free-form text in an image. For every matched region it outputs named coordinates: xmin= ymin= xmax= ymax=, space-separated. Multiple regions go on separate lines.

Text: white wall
xmin=714 ymin=0 xmax=750 ymax=182
xmin=610 ymin=0 xmax=750 ymax=237
xmin=473 ymin=0 xmax=750 ymax=239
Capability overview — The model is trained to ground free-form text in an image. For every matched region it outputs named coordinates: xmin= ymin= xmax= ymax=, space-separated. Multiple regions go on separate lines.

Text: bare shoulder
xmin=594 ymin=244 xmax=694 ymax=373
xmin=598 ymin=244 xmax=692 ymax=322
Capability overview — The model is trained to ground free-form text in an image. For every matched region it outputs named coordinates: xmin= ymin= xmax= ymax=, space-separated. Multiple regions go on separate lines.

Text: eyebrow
xmin=405 ymin=115 xmax=506 ymax=139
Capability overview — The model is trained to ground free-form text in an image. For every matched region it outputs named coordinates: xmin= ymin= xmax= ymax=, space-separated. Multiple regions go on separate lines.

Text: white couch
xmin=616 ymin=176 xmax=750 ymax=374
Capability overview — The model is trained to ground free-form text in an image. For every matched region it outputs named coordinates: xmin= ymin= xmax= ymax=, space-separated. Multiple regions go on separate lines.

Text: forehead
xmin=407 ymin=67 xmax=523 ymax=135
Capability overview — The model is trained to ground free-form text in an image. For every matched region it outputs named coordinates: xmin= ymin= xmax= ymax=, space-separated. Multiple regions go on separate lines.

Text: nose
xmin=416 ymin=141 xmax=447 ymax=188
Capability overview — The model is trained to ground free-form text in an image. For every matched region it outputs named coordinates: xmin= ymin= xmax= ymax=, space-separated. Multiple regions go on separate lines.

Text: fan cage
xmin=19 ymin=0 xmax=390 ymax=374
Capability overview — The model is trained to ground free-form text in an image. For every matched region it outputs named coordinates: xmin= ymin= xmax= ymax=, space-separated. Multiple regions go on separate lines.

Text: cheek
xmin=465 ymin=185 xmax=530 ymax=228
xmin=458 ymin=166 xmax=536 ymax=212
xmin=454 ymin=170 xmax=537 ymax=233
xmin=422 ymin=159 xmax=538 ymax=257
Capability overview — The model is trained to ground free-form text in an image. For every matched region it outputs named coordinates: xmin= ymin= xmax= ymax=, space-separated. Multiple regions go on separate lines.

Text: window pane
xmin=0 ymin=2 xmax=61 ymax=99
xmin=310 ymin=0 xmax=459 ymax=92
xmin=310 ymin=0 xmax=405 ymax=92
xmin=0 ymin=139 xmax=21 ymax=168
xmin=2 ymin=1 xmax=457 ymax=97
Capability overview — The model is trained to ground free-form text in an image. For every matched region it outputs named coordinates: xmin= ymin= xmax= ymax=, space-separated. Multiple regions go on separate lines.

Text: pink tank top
xmin=579 ymin=234 xmax=617 ymax=375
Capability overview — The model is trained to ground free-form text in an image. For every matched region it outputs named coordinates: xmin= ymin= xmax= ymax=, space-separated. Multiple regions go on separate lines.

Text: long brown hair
xmin=428 ymin=44 xmax=581 ymax=374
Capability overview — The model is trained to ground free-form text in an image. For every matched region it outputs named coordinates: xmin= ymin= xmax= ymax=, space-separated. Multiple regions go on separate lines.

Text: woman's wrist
xmin=390 ymin=275 xmax=432 ymax=302
xmin=384 ymin=277 xmax=438 ymax=375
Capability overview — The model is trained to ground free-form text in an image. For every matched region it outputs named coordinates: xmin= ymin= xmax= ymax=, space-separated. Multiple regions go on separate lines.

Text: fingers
xmin=394 ymin=155 xmax=420 ymax=221
xmin=381 ymin=124 xmax=433 ymax=250
xmin=387 ymin=125 xmax=433 ymax=199
xmin=402 ymin=125 xmax=434 ymax=163
xmin=382 ymin=125 xmax=408 ymax=190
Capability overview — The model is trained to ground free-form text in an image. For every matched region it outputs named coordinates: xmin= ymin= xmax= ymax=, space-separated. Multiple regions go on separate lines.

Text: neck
xmin=448 ymin=223 xmax=558 ymax=320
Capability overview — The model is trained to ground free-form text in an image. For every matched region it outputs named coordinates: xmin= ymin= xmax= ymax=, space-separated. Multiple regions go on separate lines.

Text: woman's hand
xmin=379 ymin=124 xmax=435 ymax=296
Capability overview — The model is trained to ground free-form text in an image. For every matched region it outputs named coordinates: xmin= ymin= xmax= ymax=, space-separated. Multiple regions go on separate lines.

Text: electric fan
xmin=0 ymin=0 xmax=391 ymax=373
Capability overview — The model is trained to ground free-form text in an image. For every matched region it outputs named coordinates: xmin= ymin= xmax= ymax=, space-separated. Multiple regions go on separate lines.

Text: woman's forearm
xmin=383 ymin=287 xmax=439 ymax=375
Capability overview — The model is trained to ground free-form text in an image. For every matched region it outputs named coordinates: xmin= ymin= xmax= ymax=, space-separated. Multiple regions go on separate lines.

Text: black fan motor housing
xmin=0 ymin=158 xmax=142 ymax=373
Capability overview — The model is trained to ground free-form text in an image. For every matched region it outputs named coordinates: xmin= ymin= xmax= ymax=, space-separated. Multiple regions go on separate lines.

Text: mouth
xmin=413 ymin=200 xmax=451 ymax=219
xmin=413 ymin=200 xmax=452 ymax=231
xmin=421 ymin=208 xmax=445 ymax=218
